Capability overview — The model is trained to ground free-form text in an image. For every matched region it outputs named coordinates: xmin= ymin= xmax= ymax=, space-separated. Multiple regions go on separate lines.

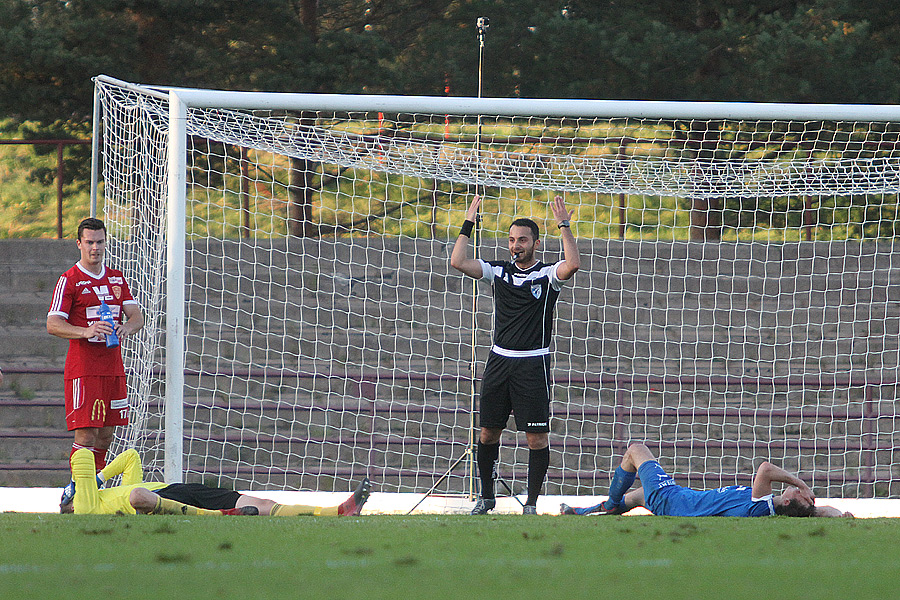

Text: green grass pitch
xmin=0 ymin=512 xmax=893 ymax=599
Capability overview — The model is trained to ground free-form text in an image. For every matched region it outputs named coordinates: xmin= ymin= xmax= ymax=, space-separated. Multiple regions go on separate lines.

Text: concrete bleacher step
xmin=0 ymin=330 xmax=70 ymax=360
xmin=0 ymin=367 xmax=63 ymax=393
xmin=0 ymin=392 xmax=64 ymax=428
xmin=2 ymin=238 xmax=899 ymax=491
xmin=0 ymin=393 xmax=70 ymax=488
xmin=0 ymin=239 xmax=78 ymax=488
xmin=0 ymin=429 xmax=70 ymax=462
xmin=0 ymin=292 xmax=54 ymax=326
xmin=0 ymin=462 xmax=70 ymax=488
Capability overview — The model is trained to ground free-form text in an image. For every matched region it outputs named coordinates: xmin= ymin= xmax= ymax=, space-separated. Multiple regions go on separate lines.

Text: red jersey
xmin=48 ymin=262 xmax=138 ymax=378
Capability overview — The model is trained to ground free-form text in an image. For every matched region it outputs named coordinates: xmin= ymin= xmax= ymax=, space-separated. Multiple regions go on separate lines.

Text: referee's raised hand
xmin=551 ymin=194 xmax=581 ymax=281
xmin=551 ymin=194 xmax=574 ymax=227
xmin=450 ymin=196 xmax=487 ymax=278
xmin=465 ymin=195 xmax=483 ymax=222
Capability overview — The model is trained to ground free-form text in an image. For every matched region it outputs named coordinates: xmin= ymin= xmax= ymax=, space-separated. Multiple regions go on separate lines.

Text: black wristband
xmin=459 ymin=219 xmax=475 ymax=237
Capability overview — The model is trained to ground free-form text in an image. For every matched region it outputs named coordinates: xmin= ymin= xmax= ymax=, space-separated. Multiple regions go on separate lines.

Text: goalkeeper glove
xmin=59 ymin=475 xmax=106 ymax=506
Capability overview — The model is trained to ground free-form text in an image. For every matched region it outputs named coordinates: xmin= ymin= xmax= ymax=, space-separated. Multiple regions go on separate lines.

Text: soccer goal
xmin=93 ymin=75 xmax=900 ymax=500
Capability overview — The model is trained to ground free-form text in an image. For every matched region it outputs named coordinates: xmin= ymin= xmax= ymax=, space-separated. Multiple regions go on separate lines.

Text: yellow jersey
xmin=71 ymin=448 xmax=168 ymax=515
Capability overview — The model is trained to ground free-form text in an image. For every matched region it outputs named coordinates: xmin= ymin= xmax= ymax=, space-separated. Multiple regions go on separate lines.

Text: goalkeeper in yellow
xmin=61 ymin=448 xmax=371 ymax=517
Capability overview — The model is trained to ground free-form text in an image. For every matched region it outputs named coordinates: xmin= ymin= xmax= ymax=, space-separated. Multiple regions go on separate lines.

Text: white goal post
xmin=93 ymin=74 xmax=900 ymax=499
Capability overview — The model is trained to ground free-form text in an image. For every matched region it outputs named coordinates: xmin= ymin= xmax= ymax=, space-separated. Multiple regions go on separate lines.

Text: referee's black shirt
xmin=480 ymin=259 xmax=565 ymax=352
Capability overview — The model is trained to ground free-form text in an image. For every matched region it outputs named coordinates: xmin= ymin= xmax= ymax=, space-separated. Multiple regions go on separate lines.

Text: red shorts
xmin=65 ymin=376 xmax=129 ymax=430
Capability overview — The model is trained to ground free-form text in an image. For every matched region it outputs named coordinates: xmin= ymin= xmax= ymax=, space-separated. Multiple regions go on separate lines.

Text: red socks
xmin=70 ymin=444 xmax=108 ymax=472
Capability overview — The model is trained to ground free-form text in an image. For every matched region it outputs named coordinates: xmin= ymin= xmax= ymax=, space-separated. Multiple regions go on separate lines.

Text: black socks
xmin=526 ymin=446 xmax=550 ymax=507
xmin=476 ymin=441 xmax=500 ymax=499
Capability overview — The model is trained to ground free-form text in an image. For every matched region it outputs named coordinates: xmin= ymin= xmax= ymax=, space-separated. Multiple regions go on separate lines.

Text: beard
xmin=511 ymin=248 xmax=535 ymax=265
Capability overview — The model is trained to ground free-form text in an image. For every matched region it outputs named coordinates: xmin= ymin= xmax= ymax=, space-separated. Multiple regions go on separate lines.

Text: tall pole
xmin=407 ymin=17 xmax=491 ymax=512
xmin=165 ymin=91 xmax=187 ymax=483
xmin=468 ymin=16 xmax=490 ymax=500
xmin=90 ymin=82 xmax=101 ymax=219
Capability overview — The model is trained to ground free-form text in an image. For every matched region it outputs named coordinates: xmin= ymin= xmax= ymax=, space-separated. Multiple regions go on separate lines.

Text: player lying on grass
xmin=61 ymin=448 xmax=371 ymax=517
xmin=560 ymin=442 xmax=853 ymax=518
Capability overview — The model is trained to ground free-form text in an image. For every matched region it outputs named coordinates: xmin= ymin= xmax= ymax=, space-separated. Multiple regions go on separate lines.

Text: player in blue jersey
xmin=451 ymin=194 xmax=581 ymax=515
xmin=560 ymin=443 xmax=853 ymax=518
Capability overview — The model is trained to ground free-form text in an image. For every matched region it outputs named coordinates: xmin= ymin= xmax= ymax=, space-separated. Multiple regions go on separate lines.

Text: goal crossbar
xmin=97 ymin=75 xmax=900 ymax=121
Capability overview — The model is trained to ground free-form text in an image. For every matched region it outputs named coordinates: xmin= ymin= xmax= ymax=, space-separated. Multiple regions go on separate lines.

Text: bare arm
xmin=550 ymin=195 xmax=580 ymax=281
xmin=813 ymin=505 xmax=854 ymax=518
xmin=47 ymin=314 xmax=110 ymax=340
xmin=48 ymin=303 xmax=143 ymax=341
xmin=449 ymin=195 xmax=486 ymax=278
xmin=119 ymin=303 xmax=144 ymax=338
xmin=751 ymin=461 xmax=815 ymax=504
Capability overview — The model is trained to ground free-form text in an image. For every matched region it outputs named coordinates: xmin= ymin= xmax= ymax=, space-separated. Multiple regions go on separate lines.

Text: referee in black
xmin=450 ymin=194 xmax=581 ymax=514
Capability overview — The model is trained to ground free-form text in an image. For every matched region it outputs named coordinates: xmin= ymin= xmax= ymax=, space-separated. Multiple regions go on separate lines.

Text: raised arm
xmin=751 ymin=461 xmax=815 ymax=504
xmin=449 ymin=195 xmax=486 ymax=278
xmin=550 ymin=195 xmax=580 ymax=281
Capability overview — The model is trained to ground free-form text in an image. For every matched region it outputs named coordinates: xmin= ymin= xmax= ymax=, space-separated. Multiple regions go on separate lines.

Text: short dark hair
xmin=510 ymin=218 xmax=539 ymax=241
xmin=77 ymin=218 xmax=106 ymax=240
xmin=774 ymin=498 xmax=816 ymax=517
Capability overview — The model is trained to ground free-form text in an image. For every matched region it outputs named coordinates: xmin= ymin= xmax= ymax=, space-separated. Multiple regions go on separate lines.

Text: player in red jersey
xmin=47 ymin=218 xmax=145 ymax=481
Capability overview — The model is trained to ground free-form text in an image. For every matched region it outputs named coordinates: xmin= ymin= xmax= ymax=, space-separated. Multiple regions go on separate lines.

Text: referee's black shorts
xmin=478 ymin=351 xmax=551 ymax=433
xmin=155 ymin=483 xmax=242 ymax=510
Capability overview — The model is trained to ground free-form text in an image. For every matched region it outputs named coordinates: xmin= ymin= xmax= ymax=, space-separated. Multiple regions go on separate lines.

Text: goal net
xmin=95 ymin=75 xmax=900 ymax=500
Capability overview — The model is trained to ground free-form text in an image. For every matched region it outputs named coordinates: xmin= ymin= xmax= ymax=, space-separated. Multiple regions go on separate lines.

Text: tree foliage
xmin=4 ymin=0 xmax=900 ymax=126
xmin=1 ymin=0 xmax=900 ymax=237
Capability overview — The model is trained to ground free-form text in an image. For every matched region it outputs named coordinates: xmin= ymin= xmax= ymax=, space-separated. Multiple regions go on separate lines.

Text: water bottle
xmin=98 ymin=301 xmax=119 ymax=348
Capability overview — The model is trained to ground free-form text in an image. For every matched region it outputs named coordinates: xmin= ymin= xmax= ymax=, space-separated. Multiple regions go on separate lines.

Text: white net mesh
xmin=98 ymin=78 xmax=900 ymax=498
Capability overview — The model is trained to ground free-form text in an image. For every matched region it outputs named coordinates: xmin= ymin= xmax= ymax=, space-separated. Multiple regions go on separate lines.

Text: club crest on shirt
xmin=112 ymin=286 xmax=122 ymax=299
xmin=531 ymin=284 xmax=542 ymax=299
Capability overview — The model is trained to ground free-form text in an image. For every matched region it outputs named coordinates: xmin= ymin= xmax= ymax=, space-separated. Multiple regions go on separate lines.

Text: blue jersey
xmin=639 ymin=461 xmax=775 ymax=517
xmin=652 ymin=485 xmax=775 ymax=517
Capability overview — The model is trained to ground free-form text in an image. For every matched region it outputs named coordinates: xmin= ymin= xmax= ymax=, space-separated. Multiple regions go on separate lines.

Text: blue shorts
xmin=638 ymin=460 xmax=681 ymax=515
